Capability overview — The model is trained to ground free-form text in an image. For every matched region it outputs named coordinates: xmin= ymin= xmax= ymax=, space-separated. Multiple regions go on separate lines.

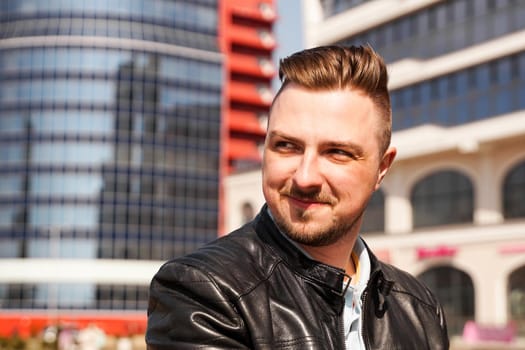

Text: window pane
xmin=411 ymin=170 xmax=474 ymax=228
xmin=509 ymin=266 xmax=525 ymax=336
xmin=503 ymin=160 xmax=525 ymax=218
xmin=30 ymin=173 xmax=103 ymax=197
xmin=419 ymin=266 xmax=474 ymax=335
xmin=361 ymin=190 xmax=385 ymax=233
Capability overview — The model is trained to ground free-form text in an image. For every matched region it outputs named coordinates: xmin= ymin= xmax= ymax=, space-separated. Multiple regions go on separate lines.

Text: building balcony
xmin=228 ymin=81 xmax=273 ymax=107
xmin=227 ymin=138 xmax=262 ymax=162
xmin=227 ymin=25 xmax=277 ymax=50
xmin=230 ymin=2 xmax=277 ymax=23
xmin=228 ymin=109 xmax=267 ymax=136
xmin=229 ymin=53 xmax=276 ymax=78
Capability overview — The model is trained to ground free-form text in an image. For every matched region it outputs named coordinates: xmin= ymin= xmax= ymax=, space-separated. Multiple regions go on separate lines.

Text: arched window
xmin=503 ymin=160 xmax=525 ymax=219
xmin=361 ymin=189 xmax=385 ymax=233
xmin=418 ymin=266 xmax=474 ymax=336
xmin=509 ymin=265 xmax=525 ymax=336
xmin=411 ymin=170 xmax=473 ymax=228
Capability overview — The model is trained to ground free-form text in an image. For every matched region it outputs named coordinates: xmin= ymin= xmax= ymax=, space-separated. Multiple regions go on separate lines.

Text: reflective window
xmin=411 ymin=170 xmax=473 ymax=228
xmin=0 ymin=49 xmax=222 ymax=113
xmin=0 ymin=240 xmax=19 ymax=258
xmin=0 ymin=176 xmax=24 ymax=195
xmin=96 ymin=284 xmax=149 ymax=310
xmin=31 ymin=142 xmax=112 ymax=166
xmin=0 ymin=206 xmax=22 ymax=228
xmin=0 ymin=48 xmax=131 ymax=74
xmin=160 ymin=58 xmax=222 ymax=87
xmin=160 ymin=87 xmax=221 ymax=109
xmin=0 ymin=284 xmax=37 ymax=309
xmin=28 ymin=238 xmax=96 ymax=259
xmin=0 ymin=112 xmax=27 ymax=133
xmin=0 ymin=80 xmax=113 ymax=104
xmin=361 ymin=189 xmax=385 ymax=233
xmin=29 ymin=204 xmax=98 ymax=230
xmin=0 ymin=282 xmax=97 ymax=309
xmin=31 ymin=111 xmax=114 ymax=135
xmin=2 ymin=0 xmax=218 ymax=28
xmin=321 ymin=0 xmax=372 ymax=17
xmin=0 ymin=145 xmax=25 ymax=163
xmin=34 ymin=283 xmax=96 ymax=309
xmin=339 ymin=0 xmax=525 ymax=62
xmin=419 ymin=266 xmax=474 ymax=335
xmin=31 ymin=173 xmax=103 ymax=197
xmin=509 ymin=266 xmax=525 ymax=336
xmin=1 ymin=1 xmax=218 ymax=47
xmin=503 ymin=160 xmax=525 ymax=219
xmin=391 ymin=52 xmax=525 ymax=131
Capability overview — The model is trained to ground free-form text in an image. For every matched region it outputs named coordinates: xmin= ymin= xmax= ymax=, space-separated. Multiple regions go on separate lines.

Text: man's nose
xmin=292 ymin=153 xmax=323 ymax=189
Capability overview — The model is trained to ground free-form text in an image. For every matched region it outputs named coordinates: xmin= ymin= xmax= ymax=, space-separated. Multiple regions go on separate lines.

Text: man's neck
xmin=298 ymin=233 xmax=359 ymax=275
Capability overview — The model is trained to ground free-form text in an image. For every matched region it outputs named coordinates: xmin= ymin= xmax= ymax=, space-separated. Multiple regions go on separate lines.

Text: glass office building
xmin=0 ymin=0 xmax=222 ymax=313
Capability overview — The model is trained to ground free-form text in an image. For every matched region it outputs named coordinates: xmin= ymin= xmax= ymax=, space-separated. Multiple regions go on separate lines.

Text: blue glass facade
xmin=391 ymin=52 xmax=525 ymax=131
xmin=320 ymin=0 xmax=372 ymax=17
xmin=338 ymin=0 xmax=525 ymax=63
xmin=1 ymin=0 xmax=217 ymax=49
xmin=0 ymin=0 xmax=222 ymax=309
xmin=335 ymin=0 xmax=525 ymax=132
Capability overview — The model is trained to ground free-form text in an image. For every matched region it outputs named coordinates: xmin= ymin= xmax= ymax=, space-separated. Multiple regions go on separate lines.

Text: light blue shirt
xmin=343 ymin=237 xmax=370 ymax=350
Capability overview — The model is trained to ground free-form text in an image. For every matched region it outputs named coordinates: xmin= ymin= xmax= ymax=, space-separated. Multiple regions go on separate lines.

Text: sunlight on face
xmin=262 ymin=84 xmax=393 ymax=246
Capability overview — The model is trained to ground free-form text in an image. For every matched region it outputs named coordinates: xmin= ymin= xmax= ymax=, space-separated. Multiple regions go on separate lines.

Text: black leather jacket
xmin=147 ymin=207 xmax=449 ymax=349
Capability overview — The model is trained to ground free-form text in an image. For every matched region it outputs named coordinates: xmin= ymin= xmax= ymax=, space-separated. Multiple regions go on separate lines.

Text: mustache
xmin=280 ymin=185 xmax=336 ymax=205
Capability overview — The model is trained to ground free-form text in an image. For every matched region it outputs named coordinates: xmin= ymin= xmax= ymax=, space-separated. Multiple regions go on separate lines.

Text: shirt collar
xmin=349 ymin=237 xmax=371 ymax=292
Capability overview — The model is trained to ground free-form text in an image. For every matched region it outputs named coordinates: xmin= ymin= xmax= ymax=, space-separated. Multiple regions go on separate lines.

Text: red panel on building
xmin=219 ymin=0 xmax=276 ymax=174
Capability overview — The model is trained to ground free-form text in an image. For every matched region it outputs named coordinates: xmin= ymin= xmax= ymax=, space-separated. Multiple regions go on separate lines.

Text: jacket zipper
xmin=339 ymin=276 xmax=350 ymax=349
xmin=339 ymin=309 xmax=346 ymax=349
xmin=361 ymin=269 xmax=380 ymax=350
xmin=360 ymin=288 xmax=370 ymax=350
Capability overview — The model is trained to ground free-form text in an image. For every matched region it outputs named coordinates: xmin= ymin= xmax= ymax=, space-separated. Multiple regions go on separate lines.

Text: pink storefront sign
xmin=416 ymin=246 xmax=457 ymax=260
xmin=462 ymin=320 xmax=516 ymax=343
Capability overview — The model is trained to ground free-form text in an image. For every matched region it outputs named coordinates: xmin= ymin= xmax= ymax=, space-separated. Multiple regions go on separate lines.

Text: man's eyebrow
xmin=268 ymin=131 xmax=365 ymax=155
xmin=323 ymin=141 xmax=365 ymax=156
xmin=267 ymin=130 xmax=301 ymax=143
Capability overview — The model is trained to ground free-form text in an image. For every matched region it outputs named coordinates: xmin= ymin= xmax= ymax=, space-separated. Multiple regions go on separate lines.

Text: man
xmin=146 ymin=45 xmax=449 ymax=349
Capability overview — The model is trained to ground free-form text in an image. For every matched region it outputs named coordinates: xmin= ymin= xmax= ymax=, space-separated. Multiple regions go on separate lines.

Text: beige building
xmin=225 ymin=0 xmax=525 ymax=348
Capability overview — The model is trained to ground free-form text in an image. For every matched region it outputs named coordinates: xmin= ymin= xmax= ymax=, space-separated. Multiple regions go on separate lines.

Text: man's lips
xmin=286 ymin=195 xmax=329 ymax=209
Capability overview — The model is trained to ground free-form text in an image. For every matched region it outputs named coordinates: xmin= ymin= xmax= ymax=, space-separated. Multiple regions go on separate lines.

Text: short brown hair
xmin=273 ymin=45 xmax=392 ymax=155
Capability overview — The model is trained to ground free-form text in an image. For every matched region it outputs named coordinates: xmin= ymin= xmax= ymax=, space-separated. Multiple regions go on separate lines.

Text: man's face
xmin=262 ymin=84 xmax=395 ymax=246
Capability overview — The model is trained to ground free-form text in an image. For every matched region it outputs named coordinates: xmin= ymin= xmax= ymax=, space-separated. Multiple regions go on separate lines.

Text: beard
xmin=271 ymin=184 xmax=365 ymax=247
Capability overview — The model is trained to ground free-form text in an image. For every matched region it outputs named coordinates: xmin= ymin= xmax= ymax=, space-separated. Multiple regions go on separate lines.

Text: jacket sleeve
xmin=145 ymin=260 xmax=249 ymax=349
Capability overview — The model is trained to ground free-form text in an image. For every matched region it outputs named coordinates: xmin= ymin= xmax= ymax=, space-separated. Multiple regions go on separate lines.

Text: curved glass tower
xmin=0 ymin=0 xmax=222 ymax=313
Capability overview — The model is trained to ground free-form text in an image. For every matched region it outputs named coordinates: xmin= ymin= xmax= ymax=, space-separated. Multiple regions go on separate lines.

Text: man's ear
xmin=375 ymin=146 xmax=396 ymax=190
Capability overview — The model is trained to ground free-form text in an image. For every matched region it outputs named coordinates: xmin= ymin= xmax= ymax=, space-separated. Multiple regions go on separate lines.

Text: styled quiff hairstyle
xmin=273 ymin=45 xmax=392 ymax=155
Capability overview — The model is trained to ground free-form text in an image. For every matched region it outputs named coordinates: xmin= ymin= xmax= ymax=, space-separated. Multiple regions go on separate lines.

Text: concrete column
xmin=474 ymin=151 xmax=503 ymax=225
xmin=383 ymin=169 xmax=412 ymax=234
xmin=469 ymin=249 xmax=508 ymax=326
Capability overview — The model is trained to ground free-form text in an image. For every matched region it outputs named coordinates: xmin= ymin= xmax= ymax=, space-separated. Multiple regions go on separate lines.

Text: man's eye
xmin=272 ymin=141 xmax=300 ymax=154
xmin=275 ymin=141 xmax=294 ymax=149
xmin=328 ymin=149 xmax=355 ymax=159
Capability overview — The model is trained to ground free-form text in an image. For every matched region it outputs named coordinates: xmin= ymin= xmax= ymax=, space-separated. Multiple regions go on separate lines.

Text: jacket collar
xmin=253 ymin=205 xmax=396 ymax=313
xmin=254 ymin=205 xmax=349 ymax=297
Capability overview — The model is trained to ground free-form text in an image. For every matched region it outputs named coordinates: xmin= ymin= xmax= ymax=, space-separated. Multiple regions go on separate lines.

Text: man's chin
xmin=279 ymin=222 xmax=335 ymax=246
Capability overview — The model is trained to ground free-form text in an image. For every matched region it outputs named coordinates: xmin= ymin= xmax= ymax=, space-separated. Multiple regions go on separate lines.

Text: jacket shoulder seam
xmin=235 ymin=259 xmax=284 ymax=300
xmin=389 ymin=288 xmax=435 ymax=310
